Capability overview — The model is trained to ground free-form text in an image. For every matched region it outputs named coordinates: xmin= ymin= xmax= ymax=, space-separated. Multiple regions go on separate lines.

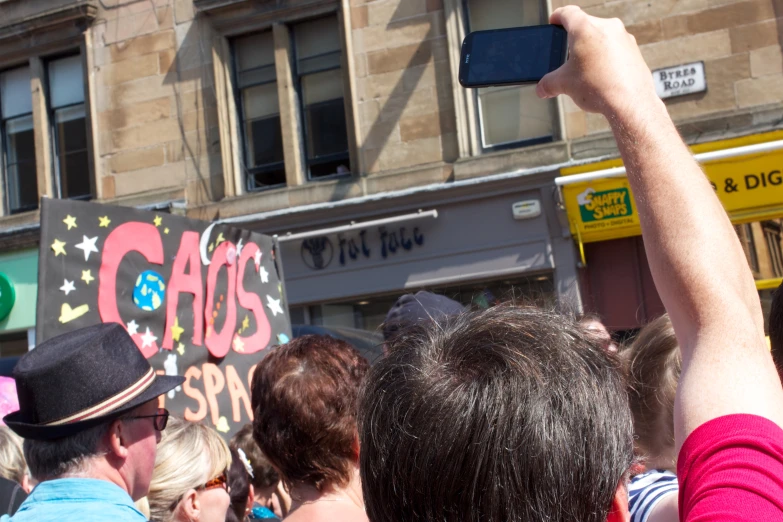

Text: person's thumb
xmin=536 ymin=66 xmax=567 ymax=99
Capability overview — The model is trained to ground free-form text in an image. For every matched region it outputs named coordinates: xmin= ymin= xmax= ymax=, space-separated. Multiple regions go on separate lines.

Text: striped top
xmin=628 ymin=469 xmax=679 ymax=522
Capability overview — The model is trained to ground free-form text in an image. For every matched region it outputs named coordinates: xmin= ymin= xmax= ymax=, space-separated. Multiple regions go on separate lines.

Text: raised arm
xmin=538 ymin=7 xmax=783 ymax=447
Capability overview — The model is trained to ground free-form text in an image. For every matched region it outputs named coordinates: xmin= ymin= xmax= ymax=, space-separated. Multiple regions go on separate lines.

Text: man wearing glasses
xmin=0 ymin=323 xmax=184 ymax=521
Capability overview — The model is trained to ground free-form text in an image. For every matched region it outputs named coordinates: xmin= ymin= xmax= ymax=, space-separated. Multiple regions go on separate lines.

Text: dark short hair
xmin=770 ymin=282 xmax=783 ymax=380
xmin=230 ymin=424 xmax=279 ymax=490
xmin=227 ymin=447 xmax=251 ymax=522
xmin=359 ymin=305 xmax=634 ymax=522
xmin=24 ymin=420 xmax=111 ymax=480
xmin=251 ymin=335 xmax=369 ymax=492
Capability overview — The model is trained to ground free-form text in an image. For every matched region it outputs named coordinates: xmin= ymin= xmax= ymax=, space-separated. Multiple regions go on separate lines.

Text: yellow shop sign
xmin=562 ymin=132 xmax=783 ymax=243
xmin=564 ymin=178 xmax=640 ymax=243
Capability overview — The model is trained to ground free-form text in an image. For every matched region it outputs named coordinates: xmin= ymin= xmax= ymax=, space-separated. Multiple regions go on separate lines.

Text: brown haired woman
xmin=623 ymin=314 xmax=681 ymax=522
xmin=251 ymin=335 xmax=369 ymax=522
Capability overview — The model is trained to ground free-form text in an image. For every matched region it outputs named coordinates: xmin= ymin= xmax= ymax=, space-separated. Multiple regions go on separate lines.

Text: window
xmin=293 ymin=17 xmax=350 ymax=179
xmin=1 ymin=67 xmax=37 ymax=214
xmin=234 ymin=31 xmax=286 ymax=191
xmin=48 ymin=55 xmax=91 ymax=201
xmin=736 ymin=224 xmax=760 ymax=274
xmin=290 ymin=273 xmax=554 ymax=333
xmin=0 ymin=53 xmax=92 ymax=215
xmin=763 ymin=221 xmax=783 ymax=277
xmin=463 ymin=0 xmax=554 ymax=150
xmin=0 ymin=331 xmax=28 ymax=358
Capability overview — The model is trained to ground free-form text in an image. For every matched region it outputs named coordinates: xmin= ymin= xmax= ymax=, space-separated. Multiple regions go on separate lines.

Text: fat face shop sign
xmin=300 ymin=225 xmax=425 ymax=270
xmin=653 ymin=61 xmax=706 ymax=100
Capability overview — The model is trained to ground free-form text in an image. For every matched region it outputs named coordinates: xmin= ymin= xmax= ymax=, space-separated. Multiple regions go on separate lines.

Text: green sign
xmin=578 ymin=187 xmax=634 ymax=222
xmin=0 ymin=273 xmax=15 ymax=322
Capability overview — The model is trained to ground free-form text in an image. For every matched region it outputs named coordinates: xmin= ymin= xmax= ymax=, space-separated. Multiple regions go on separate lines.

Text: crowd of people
xmin=0 ymin=6 xmax=782 ymax=521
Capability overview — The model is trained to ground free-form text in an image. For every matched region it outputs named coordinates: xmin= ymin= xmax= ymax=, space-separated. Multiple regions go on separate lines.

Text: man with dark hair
xmin=1 ymin=323 xmax=183 ymax=521
xmin=382 ymin=291 xmax=465 ymax=342
xmin=769 ymin=281 xmax=783 ymax=379
xmin=359 ymin=6 xmax=783 ymax=522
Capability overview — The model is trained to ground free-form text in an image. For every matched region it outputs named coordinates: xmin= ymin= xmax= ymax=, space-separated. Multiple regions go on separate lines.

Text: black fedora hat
xmin=4 ymin=322 xmax=184 ymax=440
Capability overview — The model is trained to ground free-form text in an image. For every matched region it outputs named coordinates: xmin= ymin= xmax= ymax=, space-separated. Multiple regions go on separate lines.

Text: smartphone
xmin=459 ymin=25 xmax=567 ymax=88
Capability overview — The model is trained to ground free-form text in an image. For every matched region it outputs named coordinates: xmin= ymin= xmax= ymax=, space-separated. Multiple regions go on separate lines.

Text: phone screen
xmin=464 ymin=26 xmax=563 ymax=86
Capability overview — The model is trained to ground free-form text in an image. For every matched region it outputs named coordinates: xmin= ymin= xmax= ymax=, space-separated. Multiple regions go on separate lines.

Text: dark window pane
xmin=249 ymin=168 xmax=286 ymax=190
xmin=246 ymin=116 xmax=284 ymax=168
xmin=305 ymin=99 xmax=349 ymax=160
xmin=59 ymin=115 xmax=88 ymax=152
xmin=7 ymin=121 xmax=35 ymax=163
xmin=54 ymin=107 xmax=91 ymax=200
xmin=309 ymin=157 xmax=350 ymax=179
xmin=7 ymin=161 xmax=38 ymax=213
xmin=60 ymin=150 xmax=91 ymax=199
xmin=6 ymin=116 xmax=37 ymax=213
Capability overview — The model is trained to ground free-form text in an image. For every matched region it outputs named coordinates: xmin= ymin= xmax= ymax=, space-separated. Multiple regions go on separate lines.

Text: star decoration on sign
xmin=164 ymin=227 xmax=169 ymax=235
xmin=236 ymin=239 xmax=244 ymax=258
xmin=60 ymin=279 xmax=75 ymax=296
xmin=233 ymin=336 xmax=245 ymax=353
xmin=63 ymin=215 xmax=77 ymax=230
xmin=176 ymin=343 xmax=185 ymax=356
xmin=127 ymin=320 xmax=139 ymax=336
xmin=51 ymin=239 xmax=67 ymax=256
xmin=242 ymin=315 xmax=250 ymax=331
xmin=266 ymin=295 xmax=283 ymax=317
xmin=81 ymin=270 xmax=94 ymax=285
xmin=216 ymin=232 xmax=225 ymax=245
xmin=208 ymin=243 xmax=214 ymax=253
xmin=99 ymin=216 xmax=111 ymax=228
xmin=259 ymin=266 xmax=270 ymax=283
xmin=170 ymin=317 xmax=184 ymax=343
xmin=140 ymin=328 xmax=157 ymax=349
xmin=75 ymin=236 xmax=99 ymax=262
xmin=254 ymin=250 xmax=262 ymax=270
xmin=153 ymin=215 xmax=162 ymax=227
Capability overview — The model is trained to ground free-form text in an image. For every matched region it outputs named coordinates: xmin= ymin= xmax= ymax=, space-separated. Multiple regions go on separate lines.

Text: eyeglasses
xmin=198 ymin=472 xmax=229 ymax=492
xmin=124 ymin=408 xmax=170 ymax=431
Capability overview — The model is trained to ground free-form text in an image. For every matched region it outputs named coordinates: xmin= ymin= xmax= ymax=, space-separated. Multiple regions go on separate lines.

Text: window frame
xmin=0 ymin=65 xmax=37 ymax=215
xmin=763 ymin=221 xmax=783 ymax=277
xmin=231 ymin=31 xmax=287 ymax=193
xmin=459 ymin=0 xmax=558 ymax=153
xmin=45 ymin=51 xmax=92 ymax=202
xmin=291 ymin=16 xmax=351 ymax=182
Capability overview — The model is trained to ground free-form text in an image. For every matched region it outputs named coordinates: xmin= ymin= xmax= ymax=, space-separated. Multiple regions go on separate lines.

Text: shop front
xmin=0 ymin=248 xmax=37 ymax=357
xmin=273 ymin=177 xmax=580 ymax=334
xmin=557 ymin=130 xmax=783 ymax=333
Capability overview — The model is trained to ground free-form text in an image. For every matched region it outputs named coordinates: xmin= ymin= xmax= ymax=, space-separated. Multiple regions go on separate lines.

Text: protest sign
xmin=36 ymin=198 xmax=291 ymax=437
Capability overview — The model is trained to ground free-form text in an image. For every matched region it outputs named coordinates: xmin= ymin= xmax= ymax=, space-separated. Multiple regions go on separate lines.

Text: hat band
xmin=43 ymin=368 xmax=157 ymax=426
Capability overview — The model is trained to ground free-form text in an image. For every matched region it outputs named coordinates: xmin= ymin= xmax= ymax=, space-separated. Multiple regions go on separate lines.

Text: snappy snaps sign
xmin=37 ymin=199 xmax=291 ymax=438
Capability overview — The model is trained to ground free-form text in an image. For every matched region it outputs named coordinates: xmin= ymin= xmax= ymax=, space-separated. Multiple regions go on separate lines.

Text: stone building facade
xmin=0 ymin=0 xmax=782 ymax=346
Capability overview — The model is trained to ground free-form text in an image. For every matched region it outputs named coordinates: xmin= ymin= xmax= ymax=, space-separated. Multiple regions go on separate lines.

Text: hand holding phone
xmin=459 ymin=25 xmax=567 ymax=88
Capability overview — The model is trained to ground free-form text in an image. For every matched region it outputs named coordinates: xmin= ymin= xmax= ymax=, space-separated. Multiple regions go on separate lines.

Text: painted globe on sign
xmin=133 ymin=270 xmax=166 ymax=311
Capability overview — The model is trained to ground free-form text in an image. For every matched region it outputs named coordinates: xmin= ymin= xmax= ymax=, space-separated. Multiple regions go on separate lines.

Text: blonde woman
xmin=0 ymin=426 xmax=30 ymax=493
xmin=146 ymin=417 xmax=232 ymax=522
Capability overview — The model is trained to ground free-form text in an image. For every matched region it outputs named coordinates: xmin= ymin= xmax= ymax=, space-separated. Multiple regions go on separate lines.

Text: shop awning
xmin=556 ymin=130 xmax=783 ymax=290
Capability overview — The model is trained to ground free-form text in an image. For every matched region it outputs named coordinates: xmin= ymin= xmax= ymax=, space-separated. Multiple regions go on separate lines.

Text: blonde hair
xmin=147 ymin=417 xmax=232 ymax=522
xmin=622 ymin=314 xmax=681 ymax=471
xmin=0 ymin=426 xmax=27 ymax=485
xmin=135 ymin=497 xmax=151 ymax=519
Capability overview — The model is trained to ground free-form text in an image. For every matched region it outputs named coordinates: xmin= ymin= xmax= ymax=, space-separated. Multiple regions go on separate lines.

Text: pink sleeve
xmin=678 ymin=414 xmax=783 ymax=521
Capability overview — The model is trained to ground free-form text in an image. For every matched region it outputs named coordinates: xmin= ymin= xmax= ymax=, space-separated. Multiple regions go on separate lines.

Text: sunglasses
xmin=199 ymin=472 xmax=229 ymax=492
xmin=124 ymin=408 xmax=170 ymax=431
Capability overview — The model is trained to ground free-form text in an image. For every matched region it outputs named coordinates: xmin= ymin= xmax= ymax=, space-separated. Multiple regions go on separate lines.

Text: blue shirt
xmin=0 ymin=478 xmax=147 ymax=522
